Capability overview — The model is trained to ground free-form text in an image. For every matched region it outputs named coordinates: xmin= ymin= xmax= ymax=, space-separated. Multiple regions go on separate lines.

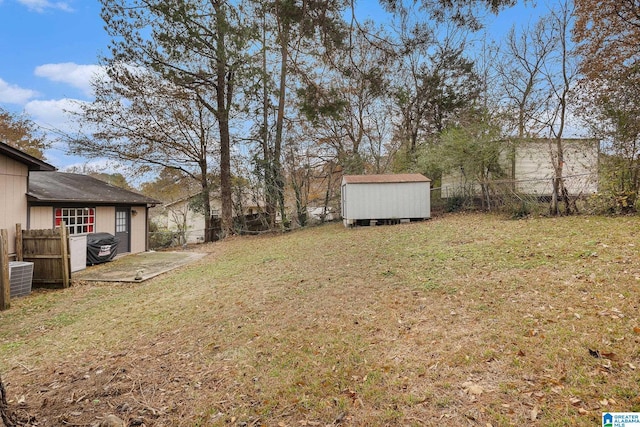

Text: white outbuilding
xmin=341 ymin=174 xmax=431 ymax=227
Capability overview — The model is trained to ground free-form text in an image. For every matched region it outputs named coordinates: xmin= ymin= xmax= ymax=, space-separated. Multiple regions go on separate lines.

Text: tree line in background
xmin=1 ymin=0 xmax=638 ymax=239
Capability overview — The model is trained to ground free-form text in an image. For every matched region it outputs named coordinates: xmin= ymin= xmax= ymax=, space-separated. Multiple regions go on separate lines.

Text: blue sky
xmin=0 ymin=0 xmax=108 ymax=168
xmin=0 ymin=0 xmax=545 ymax=171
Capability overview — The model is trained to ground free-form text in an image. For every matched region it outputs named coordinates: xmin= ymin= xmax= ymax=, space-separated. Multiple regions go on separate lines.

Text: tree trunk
xmin=215 ymin=4 xmax=233 ymax=238
xmin=260 ymin=10 xmax=277 ymax=229
xmin=1 ymin=375 xmax=14 ymax=427
xmin=322 ymin=162 xmax=336 ymax=222
xmin=219 ymin=116 xmax=233 ymax=237
xmin=550 ymin=2 xmax=573 ymax=216
xmin=274 ymin=16 xmax=289 ymax=229
xmin=199 ymin=170 xmax=213 ymax=242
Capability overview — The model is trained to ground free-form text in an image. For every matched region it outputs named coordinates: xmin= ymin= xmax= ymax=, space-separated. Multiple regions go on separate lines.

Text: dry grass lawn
xmin=1 ymin=213 xmax=640 ymax=426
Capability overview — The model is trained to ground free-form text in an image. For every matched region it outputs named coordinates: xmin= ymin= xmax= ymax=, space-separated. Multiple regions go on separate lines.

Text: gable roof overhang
xmin=27 ymin=172 xmax=160 ymax=207
xmin=0 ymin=141 xmax=56 ymax=171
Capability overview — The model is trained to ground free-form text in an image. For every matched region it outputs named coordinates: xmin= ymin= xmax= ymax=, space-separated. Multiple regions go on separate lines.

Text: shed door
xmin=115 ymin=207 xmax=130 ymax=253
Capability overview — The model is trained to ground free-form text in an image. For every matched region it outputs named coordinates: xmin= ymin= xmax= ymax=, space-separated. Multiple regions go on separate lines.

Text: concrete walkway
xmin=72 ymin=251 xmax=208 ymax=282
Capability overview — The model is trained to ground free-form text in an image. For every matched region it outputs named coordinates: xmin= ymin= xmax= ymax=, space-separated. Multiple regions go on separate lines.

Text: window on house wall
xmin=55 ymin=208 xmax=95 ymax=235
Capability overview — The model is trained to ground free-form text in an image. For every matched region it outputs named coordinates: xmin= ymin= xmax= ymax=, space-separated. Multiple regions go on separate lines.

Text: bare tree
xmin=94 ymin=0 xmax=253 ymax=237
xmin=545 ymin=1 xmax=579 ymax=215
xmin=494 ymin=18 xmax=556 ymax=139
xmin=298 ymin=21 xmax=396 ymax=174
xmin=249 ymin=0 xmax=348 ymax=229
xmin=492 ymin=3 xmax=579 ymax=215
xmin=71 ymin=67 xmax=221 ymax=241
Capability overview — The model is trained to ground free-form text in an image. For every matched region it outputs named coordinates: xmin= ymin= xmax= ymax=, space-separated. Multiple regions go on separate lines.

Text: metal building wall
xmin=342 ymin=181 xmax=430 ymax=225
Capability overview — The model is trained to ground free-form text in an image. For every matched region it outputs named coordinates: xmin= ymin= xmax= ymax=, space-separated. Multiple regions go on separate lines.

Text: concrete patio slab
xmin=72 ymin=251 xmax=208 ymax=282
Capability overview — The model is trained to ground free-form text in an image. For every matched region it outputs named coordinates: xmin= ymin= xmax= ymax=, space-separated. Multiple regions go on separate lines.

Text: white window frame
xmin=55 ymin=207 xmax=96 ymax=235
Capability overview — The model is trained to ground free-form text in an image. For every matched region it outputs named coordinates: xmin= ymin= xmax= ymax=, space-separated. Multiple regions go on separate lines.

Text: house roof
xmin=28 ymin=172 xmax=160 ymax=206
xmin=342 ymin=173 xmax=431 ymax=184
xmin=0 ymin=141 xmax=56 ymax=171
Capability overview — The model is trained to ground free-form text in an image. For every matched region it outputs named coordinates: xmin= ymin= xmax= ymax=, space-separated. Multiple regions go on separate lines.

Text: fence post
xmin=60 ymin=223 xmax=70 ymax=288
xmin=0 ymin=229 xmax=10 ymax=311
xmin=15 ymin=223 xmax=23 ymax=262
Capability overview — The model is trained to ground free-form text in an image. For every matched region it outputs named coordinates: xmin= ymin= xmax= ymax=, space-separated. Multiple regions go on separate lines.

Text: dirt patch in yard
xmin=72 ymin=251 xmax=208 ymax=282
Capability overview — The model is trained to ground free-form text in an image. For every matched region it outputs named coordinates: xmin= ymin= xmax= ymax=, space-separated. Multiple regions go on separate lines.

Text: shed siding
xmin=29 ymin=206 xmax=53 ymax=229
xmin=342 ymin=181 xmax=430 ymax=224
xmin=0 ymin=154 xmax=28 ymax=256
xmin=130 ymin=205 xmax=147 ymax=253
xmin=96 ymin=206 xmax=116 ymax=235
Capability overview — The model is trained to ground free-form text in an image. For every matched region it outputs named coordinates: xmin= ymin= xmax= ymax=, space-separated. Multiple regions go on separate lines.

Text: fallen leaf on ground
xmin=462 ymin=381 xmax=484 ymax=396
xmin=530 ymin=406 xmax=539 ymax=421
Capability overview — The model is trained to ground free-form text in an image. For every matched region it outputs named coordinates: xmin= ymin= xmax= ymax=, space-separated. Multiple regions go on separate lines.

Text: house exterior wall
xmin=441 ymin=139 xmax=599 ymax=197
xmin=29 ymin=206 xmax=53 ymax=229
xmin=130 ymin=205 xmax=148 ymax=253
xmin=514 ymin=140 xmax=599 ymax=195
xmin=163 ymin=193 xmax=263 ymax=243
xmin=440 ymin=169 xmax=480 ymax=198
xmin=165 ymin=199 xmax=207 ymax=244
xmin=96 ymin=206 xmax=116 ymax=235
xmin=0 ymin=154 xmax=28 ymax=256
xmin=342 ymin=181 xmax=431 ymax=226
xmin=30 ymin=204 xmax=148 ymax=255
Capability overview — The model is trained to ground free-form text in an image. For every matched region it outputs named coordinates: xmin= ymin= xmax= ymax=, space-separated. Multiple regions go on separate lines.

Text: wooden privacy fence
xmin=0 ymin=225 xmax=71 ymax=311
xmin=20 ymin=225 xmax=71 ymax=289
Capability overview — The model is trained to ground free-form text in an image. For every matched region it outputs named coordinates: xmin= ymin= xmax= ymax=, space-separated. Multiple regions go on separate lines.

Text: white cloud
xmin=0 ymin=77 xmax=39 ymax=104
xmin=23 ymin=98 xmax=92 ymax=169
xmin=17 ymin=0 xmax=73 ymax=13
xmin=24 ymin=97 xmax=84 ymax=134
xmin=60 ymin=158 xmax=121 ymax=174
xmin=34 ymin=63 xmax=105 ymax=97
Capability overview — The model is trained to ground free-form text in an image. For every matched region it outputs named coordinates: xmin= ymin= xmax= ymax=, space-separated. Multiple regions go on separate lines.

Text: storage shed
xmin=341 ymin=174 xmax=431 ymax=227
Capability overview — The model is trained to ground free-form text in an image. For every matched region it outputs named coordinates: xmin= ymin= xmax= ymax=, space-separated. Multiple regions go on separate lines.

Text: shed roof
xmin=28 ymin=172 xmax=160 ymax=206
xmin=342 ymin=173 xmax=430 ymax=184
xmin=0 ymin=141 xmax=56 ymax=171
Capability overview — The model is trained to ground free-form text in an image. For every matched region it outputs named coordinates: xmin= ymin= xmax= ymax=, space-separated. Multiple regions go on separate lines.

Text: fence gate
xmin=21 ymin=227 xmax=70 ymax=288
